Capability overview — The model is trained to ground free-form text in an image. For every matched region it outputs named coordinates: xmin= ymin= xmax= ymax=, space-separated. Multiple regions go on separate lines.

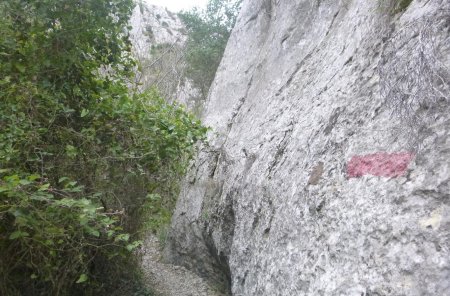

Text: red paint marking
xmin=347 ymin=152 xmax=415 ymax=178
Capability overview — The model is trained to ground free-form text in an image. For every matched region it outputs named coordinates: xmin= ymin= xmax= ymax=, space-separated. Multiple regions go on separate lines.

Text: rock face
xmin=130 ymin=2 xmax=201 ymax=110
xmin=130 ymin=2 xmax=186 ymax=52
xmin=166 ymin=0 xmax=450 ymax=295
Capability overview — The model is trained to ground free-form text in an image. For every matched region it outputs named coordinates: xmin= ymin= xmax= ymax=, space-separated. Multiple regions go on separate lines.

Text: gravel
xmin=140 ymin=234 xmax=225 ymax=296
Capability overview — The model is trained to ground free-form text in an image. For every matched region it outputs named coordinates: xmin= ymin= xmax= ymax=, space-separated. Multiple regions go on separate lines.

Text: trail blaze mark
xmin=347 ymin=152 xmax=414 ymax=178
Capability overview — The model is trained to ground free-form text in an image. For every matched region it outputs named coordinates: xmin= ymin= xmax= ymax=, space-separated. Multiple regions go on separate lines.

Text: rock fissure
xmin=267 ymin=122 xmax=295 ymax=177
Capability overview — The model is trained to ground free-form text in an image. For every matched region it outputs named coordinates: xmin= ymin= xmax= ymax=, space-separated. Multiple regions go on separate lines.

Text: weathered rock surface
xmin=130 ymin=2 xmax=201 ymax=110
xmin=166 ymin=0 xmax=450 ymax=295
xmin=130 ymin=2 xmax=186 ymax=52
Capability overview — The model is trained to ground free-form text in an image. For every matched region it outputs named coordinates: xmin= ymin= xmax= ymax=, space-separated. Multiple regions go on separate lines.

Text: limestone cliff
xmin=130 ymin=2 xmax=201 ymax=110
xmin=166 ymin=0 xmax=450 ymax=295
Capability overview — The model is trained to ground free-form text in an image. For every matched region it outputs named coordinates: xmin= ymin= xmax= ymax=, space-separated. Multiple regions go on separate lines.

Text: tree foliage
xmin=0 ymin=0 xmax=206 ymax=294
xmin=179 ymin=0 xmax=242 ymax=99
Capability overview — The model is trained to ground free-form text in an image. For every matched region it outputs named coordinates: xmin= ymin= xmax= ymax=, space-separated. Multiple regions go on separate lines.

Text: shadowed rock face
xmin=165 ymin=0 xmax=450 ymax=295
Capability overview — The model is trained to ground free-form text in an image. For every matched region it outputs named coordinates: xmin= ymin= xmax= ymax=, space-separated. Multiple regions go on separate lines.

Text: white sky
xmin=144 ymin=0 xmax=209 ymax=12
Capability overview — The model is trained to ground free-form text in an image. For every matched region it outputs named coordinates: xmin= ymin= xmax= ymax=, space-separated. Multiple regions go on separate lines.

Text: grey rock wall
xmin=166 ymin=0 xmax=450 ymax=295
xmin=130 ymin=2 xmax=201 ymax=110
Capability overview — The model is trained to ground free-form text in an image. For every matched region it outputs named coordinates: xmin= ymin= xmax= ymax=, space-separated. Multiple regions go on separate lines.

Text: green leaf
xmin=14 ymin=63 xmax=26 ymax=73
xmin=80 ymin=109 xmax=89 ymax=118
xmin=66 ymin=185 xmax=83 ymax=193
xmin=79 ymin=214 xmax=89 ymax=226
xmin=107 ymin=230 xmax=115 ymax=238
xmin=9 ymin=231 xmax=29 ymax=240
xmin=38 ymin=183 xmax=50 ymax=191
xmin=126 ymin=240 xmax=142 ymax=252
xmin=115 ymin=233 xmax=130 ymax=242
xmin=65 ymin=145 xmax=77 ymax=158
xmin=86 ymin=227 xmax=100 ymax=237
xmin=63 ymin=107 xmax=76 ymax=113
xmin=76 ymin=274 xmax=88 ymax=284
xmin=44 ymin=239 xmax=54 ymax=246
xmin=58 ymin=177 xmax=69 ymax=183
xmin=19 ymin=179 xmax=32 ymax=185
xmin=67 ymin=181 xmax=77 ymax=187
xmin=30 ymin=193 xmax=52 ymax=201
xmin=55 ymin=198 xmax=76 ymax=207
xmin=28 ymin=174 xmax=40 ymax=181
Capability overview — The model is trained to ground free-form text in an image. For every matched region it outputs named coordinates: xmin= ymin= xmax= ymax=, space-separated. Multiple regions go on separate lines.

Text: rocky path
xmin=140 ymin=235 xmax=225 ymax=296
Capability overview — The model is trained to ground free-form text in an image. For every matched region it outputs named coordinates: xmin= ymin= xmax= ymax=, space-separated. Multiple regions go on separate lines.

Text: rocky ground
xmin=140 ymin=234 xmax=226 ymax=296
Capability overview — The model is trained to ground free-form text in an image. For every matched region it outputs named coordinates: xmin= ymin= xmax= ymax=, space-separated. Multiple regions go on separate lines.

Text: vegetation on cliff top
xmin=179 ymin=0 xmax=242 ymax=99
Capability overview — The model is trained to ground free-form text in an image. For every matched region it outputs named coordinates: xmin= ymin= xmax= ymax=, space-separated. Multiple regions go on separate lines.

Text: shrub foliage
xmin=179 ymin=0 xmax=242 ymax=99
xmin=0 ymin=0 xmax=206 ymax=295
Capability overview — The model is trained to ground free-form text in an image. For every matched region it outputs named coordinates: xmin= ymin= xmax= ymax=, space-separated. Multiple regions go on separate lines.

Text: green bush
xmin=0 ymin=0 xmax=206 ymax=294
xmin=0 ymin=172 xmax=135 ymax=294
xmin=179 ymin=0 xmax=242 ymax=99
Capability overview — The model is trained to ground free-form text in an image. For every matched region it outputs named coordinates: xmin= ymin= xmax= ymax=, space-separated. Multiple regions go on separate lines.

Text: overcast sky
xmin=144 ymin=0 xmax=209 ymax=12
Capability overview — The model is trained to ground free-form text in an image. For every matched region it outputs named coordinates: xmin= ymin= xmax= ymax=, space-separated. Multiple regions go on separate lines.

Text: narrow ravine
xmin=141 ymin=235 xmax=226 ymax=296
